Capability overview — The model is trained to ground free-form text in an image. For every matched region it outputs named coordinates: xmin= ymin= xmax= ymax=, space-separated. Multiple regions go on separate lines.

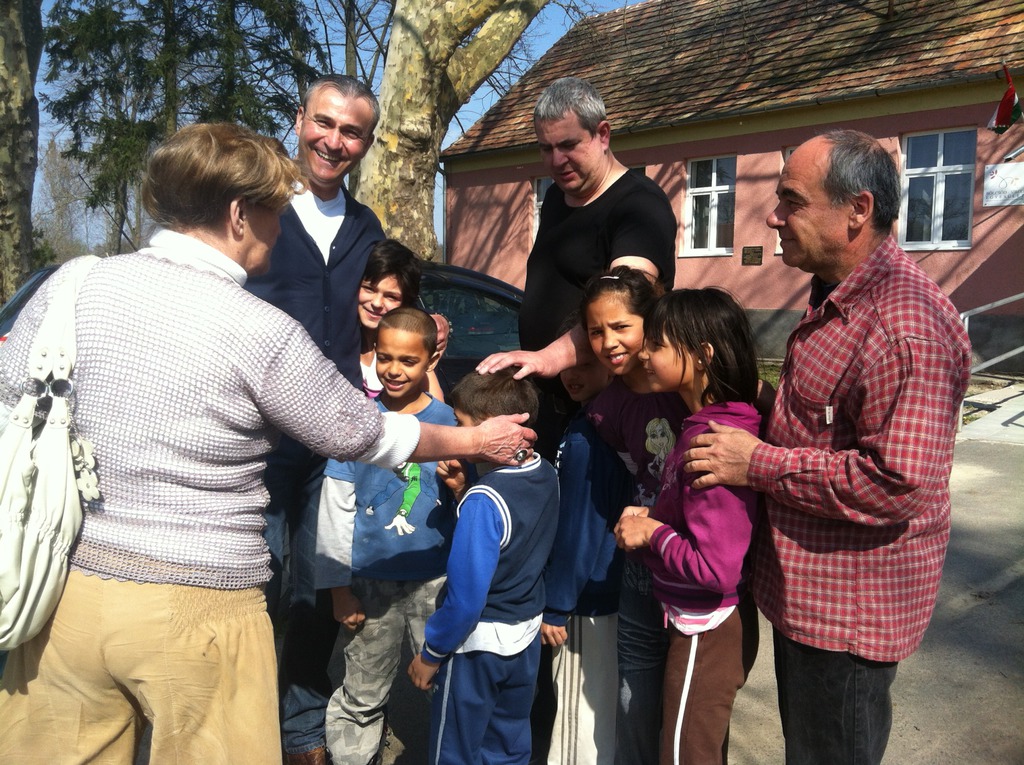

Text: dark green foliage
xmin=42 ymin=0 xmax=323 ymax=247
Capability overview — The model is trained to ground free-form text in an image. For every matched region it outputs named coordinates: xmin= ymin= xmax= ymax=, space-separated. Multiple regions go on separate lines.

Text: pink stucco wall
xmin=445 ymin=102 xmax=1024 ymax=319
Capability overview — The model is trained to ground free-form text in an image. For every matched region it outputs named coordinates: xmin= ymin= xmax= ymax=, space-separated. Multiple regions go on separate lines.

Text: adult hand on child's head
xmin=472 ymin=413 xmax=537 ymax=465
xmin=476 ymin=350 xmax=554 ymax=379
xmin=478 ymin=323 xmax=582 ymax=379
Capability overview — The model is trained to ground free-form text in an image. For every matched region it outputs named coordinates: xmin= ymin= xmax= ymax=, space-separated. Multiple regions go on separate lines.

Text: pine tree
xmin=43 ymin=0 xmax=320 ymax=252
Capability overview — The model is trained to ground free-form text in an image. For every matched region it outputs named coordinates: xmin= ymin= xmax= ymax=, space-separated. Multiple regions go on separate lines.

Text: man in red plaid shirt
xmin=683 ymin=130 xmax=972 ymax=765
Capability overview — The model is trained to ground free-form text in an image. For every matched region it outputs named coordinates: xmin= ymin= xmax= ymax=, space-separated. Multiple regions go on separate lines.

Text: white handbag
xmin=0 ymin=256 xmax=100 ymax=650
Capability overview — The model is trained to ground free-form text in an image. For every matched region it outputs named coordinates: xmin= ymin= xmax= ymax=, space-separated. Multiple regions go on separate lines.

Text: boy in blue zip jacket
xmin=408 ymin=370 xmax=559 ymax=765
xmin=316 ymin=307 xmax=455 ymax=764
xmin=541 ymin=342 xmax=633 ymax=765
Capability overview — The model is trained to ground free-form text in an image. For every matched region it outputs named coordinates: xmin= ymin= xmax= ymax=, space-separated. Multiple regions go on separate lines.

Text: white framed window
xmin=533 ymin=177 xmax=554 ymax=240
xmin=685 ymin=156 xmax=735 ymax=256
xmin=900 ymin=130 xmax=975 ymax=249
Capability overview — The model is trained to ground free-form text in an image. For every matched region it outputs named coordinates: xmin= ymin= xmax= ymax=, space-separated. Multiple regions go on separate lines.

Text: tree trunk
xmin=0 ymin=0 xmax=44 ymax=300
xmin=358 ymin=0 xmax=549 ymax=260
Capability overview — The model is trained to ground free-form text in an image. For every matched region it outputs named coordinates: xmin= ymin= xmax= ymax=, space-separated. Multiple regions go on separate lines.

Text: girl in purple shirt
xmin=615 ymin=288 xmax=762 ymax=765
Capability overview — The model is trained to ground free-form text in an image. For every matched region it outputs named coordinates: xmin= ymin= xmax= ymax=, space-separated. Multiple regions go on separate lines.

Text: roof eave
xmin=442 ymin=71 xmax=1005 ymax=165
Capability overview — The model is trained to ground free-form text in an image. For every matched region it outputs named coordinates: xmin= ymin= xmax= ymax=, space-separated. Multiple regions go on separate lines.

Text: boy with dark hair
xmin=317 ymin=307 xmax=454 ymax=765
xmin=541 ymin=325 xmax=633 ymax=765
xmin=408 ymin=370 xmax=559 ymax=765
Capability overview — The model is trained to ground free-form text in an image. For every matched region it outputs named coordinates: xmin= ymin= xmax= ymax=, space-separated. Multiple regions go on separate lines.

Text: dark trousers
xmin=773 ymin=630 xmax=898 ymax=765
xmin=529 ymin=645 xmax=556 ymax=764
xmin=263 ymin=435 xmax=341 ymax=754
xmin=528 ymin=388 xmax=573 ymax=764
xmin=430 ymin=638 xmax=542 ymax=765
xmin=615 ymin=560 xmax=670 ymax=765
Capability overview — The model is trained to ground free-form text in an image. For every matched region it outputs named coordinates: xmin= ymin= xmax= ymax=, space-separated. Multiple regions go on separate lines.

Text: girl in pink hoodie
xmin=615 ymin=288 xmax=762 ymax=765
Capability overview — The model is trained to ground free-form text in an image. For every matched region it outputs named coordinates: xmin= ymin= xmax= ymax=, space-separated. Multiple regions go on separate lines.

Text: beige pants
xmin=547 ymin=614 xmax=619 ymax=765
xmin=0 ymin=570 xmax=280 ymax=764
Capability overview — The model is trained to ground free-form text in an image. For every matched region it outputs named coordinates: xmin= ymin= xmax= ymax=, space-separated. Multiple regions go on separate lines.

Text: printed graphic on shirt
xmin=365 ymin=462 xmax=429 ymax=536
xmin=638 ymin=417 xmax=675 ymax=506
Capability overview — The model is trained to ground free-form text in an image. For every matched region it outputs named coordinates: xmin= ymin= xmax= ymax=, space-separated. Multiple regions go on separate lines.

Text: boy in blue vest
xmin=408 ymin=370 xmax=559 ymax=765
xmin=316 ymin=307 xmax=455 ymax=765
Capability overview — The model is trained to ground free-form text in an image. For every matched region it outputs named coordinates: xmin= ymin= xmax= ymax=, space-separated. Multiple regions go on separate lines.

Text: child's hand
xmin=408 ymin=654 xmax=441 ymax=691
xmin=615 ymin=509 xmax=663 ymax=552
xmin=437 ymin=459 xmax=467 ymax=499
xmin=430 ymin=314 xmax=450 ymax=357
xmin=618 ymin=505 xmax=650 ymax=521
xmin=541 ymin=623 xmax=568 ymax=647
xmin=330 ymin=586 xmax=366 ymax=632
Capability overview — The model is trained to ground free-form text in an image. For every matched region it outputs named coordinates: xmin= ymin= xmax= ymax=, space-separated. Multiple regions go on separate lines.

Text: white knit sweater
xmin=0 ymin=244 xmax=414 ymax=590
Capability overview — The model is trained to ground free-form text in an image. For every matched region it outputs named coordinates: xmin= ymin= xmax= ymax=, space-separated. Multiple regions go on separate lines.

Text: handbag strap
xmin=27 ymin=256 xmax=100 ymax=387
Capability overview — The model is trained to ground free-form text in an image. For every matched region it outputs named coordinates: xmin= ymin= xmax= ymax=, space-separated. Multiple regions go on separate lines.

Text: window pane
xmin=715 ymin=157 xmax=736 ymax=186
xmin=691 ymin=160 xmax=713 ymax=188
xmin=717 ymin=192 xmax=735 ymax=248
xmin=942 ymin=131 xmax=976 ymax=167
xmin=420 ymin=284 xmax=520 ymax=358
xmin=691 ymin=195 xmax=710 ymax=248
xmin=906 ymin=176 xmax=934 ymax=242
xmin=907 ymin=134 xmax=938 ymax=169
xmin=535 ymin=177 xmax=553 ymax=201
xmin=941 ymin=173 xmax=972 ymax=241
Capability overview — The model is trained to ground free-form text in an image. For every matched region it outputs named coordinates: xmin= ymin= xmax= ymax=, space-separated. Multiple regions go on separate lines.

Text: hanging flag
xmin=989 ymin=65 xmax=1022 ymax=134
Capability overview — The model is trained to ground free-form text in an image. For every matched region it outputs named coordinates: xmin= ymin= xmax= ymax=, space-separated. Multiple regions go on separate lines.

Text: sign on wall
xmin=741 ymin=246 xmax=763 ymax=265
xmin=983 ymin=163 xmax=1024 ymax=206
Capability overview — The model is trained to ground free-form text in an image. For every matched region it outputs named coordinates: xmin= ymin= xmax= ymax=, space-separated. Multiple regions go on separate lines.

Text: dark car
xmin=0 ymin=265 xmax=59 ymax=342
xmin=418 ymin=261 xmax=522 ymax=393
xmin=0 ymin=260 xmax=523 ymax=393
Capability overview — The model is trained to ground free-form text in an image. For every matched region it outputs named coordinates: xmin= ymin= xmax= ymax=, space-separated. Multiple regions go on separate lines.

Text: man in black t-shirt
xmin=509 ymin=77 xmax=678 ymax=458
xmin=480 ymin=77 xmax=677 ymax=765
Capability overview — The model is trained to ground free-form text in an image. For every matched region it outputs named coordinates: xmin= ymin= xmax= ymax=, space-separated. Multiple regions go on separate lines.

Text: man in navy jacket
xmin=246 ymin=74 xmax=384 ymax=765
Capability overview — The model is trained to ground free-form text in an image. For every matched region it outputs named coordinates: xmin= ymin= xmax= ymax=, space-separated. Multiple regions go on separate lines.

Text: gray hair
xmin=534 ymin=77 xmax=607 ymax=134
xmin=820 ymin=129 xmax=900 ymax=231
xmin=302 ymin=75 xmax=380 ymax=132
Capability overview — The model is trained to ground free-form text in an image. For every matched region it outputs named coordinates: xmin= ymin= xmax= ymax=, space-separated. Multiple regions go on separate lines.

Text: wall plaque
xmin=741 ymin=246 xmax=763 ymax=266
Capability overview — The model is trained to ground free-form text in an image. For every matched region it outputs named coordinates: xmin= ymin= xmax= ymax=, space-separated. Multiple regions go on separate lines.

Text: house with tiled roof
xmin=440 ymin=0 xmax=1024 ymax=368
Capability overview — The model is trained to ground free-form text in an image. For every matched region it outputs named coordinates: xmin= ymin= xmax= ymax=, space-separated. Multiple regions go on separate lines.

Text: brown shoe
xmin=285 ymin=746 xmax=329 ymax=765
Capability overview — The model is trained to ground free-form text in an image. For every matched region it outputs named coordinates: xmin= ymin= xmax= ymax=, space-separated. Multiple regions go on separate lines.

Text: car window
xmin=0 ymin=267 xmax=57 ymax=340
xmin=420 ymin=282 xmax=519 ymax=359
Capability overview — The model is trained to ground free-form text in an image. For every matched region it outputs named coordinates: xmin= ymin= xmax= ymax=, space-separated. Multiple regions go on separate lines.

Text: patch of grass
xmin=758 ymin=359 xmax=783 ymax=389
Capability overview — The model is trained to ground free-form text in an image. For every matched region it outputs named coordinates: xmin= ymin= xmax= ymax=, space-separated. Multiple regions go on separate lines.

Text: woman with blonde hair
xmin=0 ymin=123 xmax=533 ymax=764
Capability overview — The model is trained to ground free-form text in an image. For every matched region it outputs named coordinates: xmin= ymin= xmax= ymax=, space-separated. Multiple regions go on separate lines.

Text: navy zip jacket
xmin=543 ymin=410 xmax=633 ymax=627
xmin=246 ymin=187 xmax=384 ymax=388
